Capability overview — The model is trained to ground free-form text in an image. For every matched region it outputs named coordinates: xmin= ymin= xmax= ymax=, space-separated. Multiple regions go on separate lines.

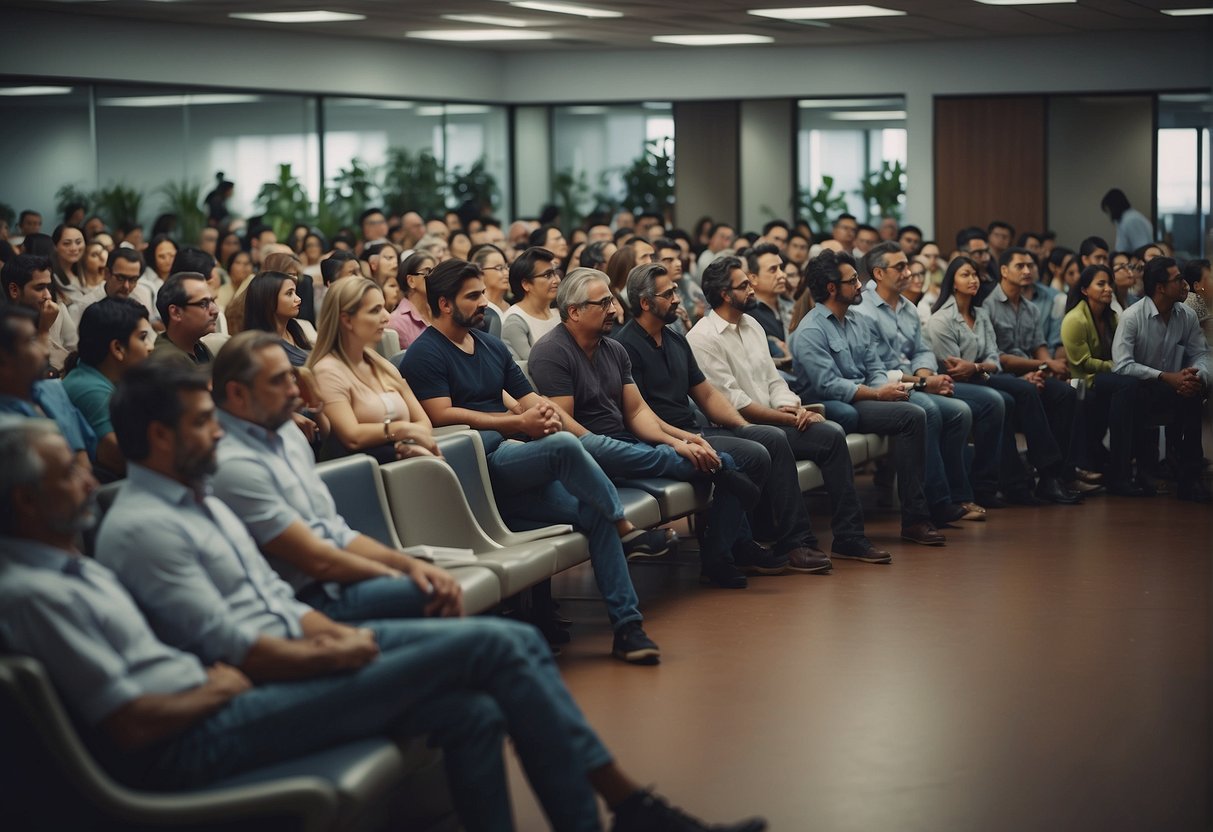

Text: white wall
xmin=739 ymin=99 xmax=794 ymax=232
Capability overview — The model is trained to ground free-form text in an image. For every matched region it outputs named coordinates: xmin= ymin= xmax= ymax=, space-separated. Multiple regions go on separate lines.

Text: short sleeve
xmin=527 ymin=338 xmax=574 ymax=398
xmin=211 ymin=457 xmax=299 ymax=546
xmin=66 ymin=378 xmax=114 ymax=437
xmin=399 ymin=335 xmax=453 ymax=401
xmin=312 ymin=357 xmax=353 ymax=407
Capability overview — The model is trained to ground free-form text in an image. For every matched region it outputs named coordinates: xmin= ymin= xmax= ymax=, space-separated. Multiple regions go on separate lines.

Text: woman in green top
xmin=1060 ymin=265 xmax=1149 ymax=496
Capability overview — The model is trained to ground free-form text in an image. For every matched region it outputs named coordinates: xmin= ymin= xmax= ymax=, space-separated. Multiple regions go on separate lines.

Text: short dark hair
xmin=0 ymin=305 xmax=39 ymax=354
xmin=426 ymin=258 xmax=482 ymax=317
xmin=106 ymin=247 xmax=144 ymax=272
xmin=77 ymin=297 xmax=149 ymax=367
xmin=509 ymin=246 xmax=556 ymax=299
xmin=855 ymin=223 xmax=878 ymax=238
xmin=580 ymin=240 xmax=613 ymax=270
xmin=212 ymin=330 xmax=282 ymax=406
xmin=998 ymin=247 xmax=1034 ymax=270
xmin=171 ymin=246 xmax=216 ymax=277
xmin=807 ymin=250 xmax=857 ymax=304
xmin=701 ymin=256 xmax=745 ymax=309
xmin=956 ymin=227 xmax=988 ymax=250
xmin=1181 ymin=258 xmax=1210 ymax=291
xmin=155 ymin=271 xmax=207 ymax=323
xmin=359 ymin=207 xmax=386 ymax=227
xmin=987 ymin=220 xmax=1015 ymax=238
xmin=320 ymin=250 xmax=358 ymax=286
xmin=651 ymin=237 xmax=678 ymax=255
xmin=18 ymin=210 xmax=40 ymax=225
xmin=528 ymin=225 xmax=562 ymax=251
xmin=1 ymin=254 xmax=52 ymax=295
xmin=861 ymin=241 xmax=902 ymax=280
xmin=743 ymin=242 xmax=781 ymax=275
xmin=833 ymin=213 xmax=856 ymax=226
xmin=762 ymin=219 xmax=790 ymax=237
xmin=706 ymin=222 xmax=733 ymax=238
xmin=1015 ymin=231 xmax=1041 ymax=248
xmin=897 ymin=225 xmax=922 ymax=240
xmin=1100 ymin=188 xmax=1131 ymax=221
xmin=1079 ymin=236 xmax=1109 ymax=259
xmin=1142 ymin=256 xmax=1179 ymax=298
xmin=110 ymin=360 xmax=210 ymax=463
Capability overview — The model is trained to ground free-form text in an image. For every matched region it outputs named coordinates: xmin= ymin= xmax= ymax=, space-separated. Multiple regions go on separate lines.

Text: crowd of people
xmin=0 ymin=187 xmax=1209 ymax=830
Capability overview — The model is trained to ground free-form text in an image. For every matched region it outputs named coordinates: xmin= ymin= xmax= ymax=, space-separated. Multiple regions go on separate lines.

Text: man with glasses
xmin=687 ymin=256 xmax=892 ymax=565
xmin=1113 ymin=256 xmax=1210 ymax=503
xmin=790 ymin=250 xmax=946 ymax=547
xmin=150 ymin=272 xmax=219 ymax=368
xmin=855 ymin=242 xmax=979 ymax=526
xmin=68 ymin=248 xmax=146 ymax=323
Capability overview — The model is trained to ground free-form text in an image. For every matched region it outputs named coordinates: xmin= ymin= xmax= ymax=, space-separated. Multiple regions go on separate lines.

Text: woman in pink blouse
xmin=307 ymin=276 xmax=440 ymax=463
xmin=387 ymin=250 xmax=435 ymax=349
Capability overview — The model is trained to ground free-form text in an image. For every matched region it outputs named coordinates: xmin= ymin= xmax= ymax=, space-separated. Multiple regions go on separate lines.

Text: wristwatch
xmin=913 ymin=377 xmax=927 ymax=392
xmin=1037 ymin=362 xmax=1048 ymax=374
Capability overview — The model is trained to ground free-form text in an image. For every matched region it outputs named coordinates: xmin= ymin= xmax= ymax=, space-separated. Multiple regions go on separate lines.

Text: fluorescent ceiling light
xmin=441 ymin=13 xmax=529 ymax=26
xmin=652 ymin=34 xmax=774 ymax=45
xmin=567 ymin=105 xmax=608 ymax=115
xmin=229 ymin=10 xmax=366 ymax=24
xmin=415 ymin=104 xmax=492 ymax=116
xmin=407 ymin=28 xmax=554 ymax=41
xmin=800 ymin=97 xmax=903 ymax=108
xmin=374 ymin=101 xmax=416 ymax=110
xmin=749 ymin=5 xmax=905 ymax=20
xmin=509 ymin=1 xmax=622 ymax=18
xmin=0 ymin=86 xmax=74 ymax=96
xmin=1161 ymin=7 xmax=1213 ymax=15
xmin=973 ymin=0 xmax=1074 ymax=4
xmin=99 ymin=94 xmax=262 ymax=108
xmin=829 ymin=110 xmax=906 ymax=120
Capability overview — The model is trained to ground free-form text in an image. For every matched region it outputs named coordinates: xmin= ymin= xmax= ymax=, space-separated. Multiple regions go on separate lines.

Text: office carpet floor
xmin=506 ymin=460 xmax=1212 ymax=832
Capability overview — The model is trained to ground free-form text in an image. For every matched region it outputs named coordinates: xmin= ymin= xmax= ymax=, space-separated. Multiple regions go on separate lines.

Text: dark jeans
xmin=1081 ymin=372 xmax=1149 ymax=486
xmin=771 ymin=421 xmax=867 ymax=545
xmin=986 ymin=374 xmax=1076 ymax=481
xmin=951 ymin=381 xmax=1008 ymax=497
xmin=1141 ymin=378 xmax=1206 ymax=482
xmin=821 ymin=399 xmax=931 ymax=526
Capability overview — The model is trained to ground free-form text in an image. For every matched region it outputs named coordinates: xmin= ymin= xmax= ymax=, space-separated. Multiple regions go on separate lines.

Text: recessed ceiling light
xmin=749 ymin=5 xmax=905 ymax=20
xmin=98 ymin=94 xmax=263 ymax=108
xmin=973 ymin=0 xmax=1074 ymax=4
xmin=0 ymin=86 xmax=74 ymax=96
xmin=441 ymin=13 xmax=530 ymax=27
xmin=829 ymin=110 xmax=907 ymax=120
xmin=1161 ymin=7 xmax=1213 ymax=14
xmin=415 ymin=104 xmax=492 ymax=117
xmin=407 ymin=28 xmax=555 ymax=41
xmin=509 ymin=1 xmax=622 ymax=18
xmin=229 ymin=10 xmax=366 ymax=23
xmin=652 ymin=34 xmax=774 ymax=45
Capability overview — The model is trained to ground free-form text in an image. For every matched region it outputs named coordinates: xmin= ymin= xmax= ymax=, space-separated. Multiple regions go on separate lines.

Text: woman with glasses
xmin=502 ymin=246 xmax=562 ymax=360
xmin=1109 ymin=251 xmax=1141 ymax=314
xmin=471 ymin=243 xmax=511 ymax=313
xmin=388 ymin=250 xmax=435 ymax=349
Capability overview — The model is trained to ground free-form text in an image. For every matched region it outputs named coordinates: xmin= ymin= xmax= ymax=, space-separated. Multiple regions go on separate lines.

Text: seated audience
xmin=2 ymin=253 xmax=78 ymax=373
xmin=1181 ymin=257 xmax=1211 ymax=342
xmin=1060 ymin=265 xmax=1149 ymax=496
xmin=307 ymin=276 xmax=438 ymax=463
xmin=317 ymin=248 xmax=361 ymax=314
xmin=135 ymin=233 xmax=177 ymax=326
xmin=400 ymin=259 xmax=673 ymax=663
xmin=1112 ymin=257 xmax=1210 ymax=503
xmin=49 ymin=224 xmax=88 ymax=308
xmin=683 ymin=257 xmax=891 ymax=565
xmin=63 ymin=297 xmax=152 ymax=476
xmin=389 ymin=250 xmax=435 ymax=349
xmin=69 ymin=246 xmax=145 ymax=323
xmin=150 ymin=271 xmax=219 ymax=368
xmin=471 ymin=243 xmax=512 ymax=314
xmin=1109 ymin=250 xmax=1140 ymax=314
xmin=263 ymin=250 xmax=317 ymax=325
xmin=789 ymin=251 xmax=944 ymax=546
xmin=502 ymin=246 xmax=563 ymax=360
xmin=241 ymin=271 xmax=313 ymax=366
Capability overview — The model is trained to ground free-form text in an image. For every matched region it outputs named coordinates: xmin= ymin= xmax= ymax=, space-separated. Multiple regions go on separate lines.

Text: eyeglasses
xmin=654 ymin=287 xmax=678 ymax=300
xmin=408 ymin=268 xmax=433 ymax=278
xmin=109 ymin=273 xmax=141 ymax=285
xmin=880 ymin=261 xmax=910 ymax=273
xmin=838 ymin=277 xmax=861 ymax=287
xmin=182 ymin=297 xmax=217 ymax=310
xmin=481 ymin=264 xmax=507 ymax=273
xmin=909 ymin=270 xmax=927 ymax=279
xmin=581 ymin=296 xmax=616 ymax=310
xmin=533 ymin=268 xmax=561 ymax=281
xmin=728 ymin=279 xmax=752 ymax=292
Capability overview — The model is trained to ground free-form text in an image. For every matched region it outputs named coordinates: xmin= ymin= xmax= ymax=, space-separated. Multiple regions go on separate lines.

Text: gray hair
xmin=861 ymin=240 xmax=901 ymax=281
xmin=555 ymin=268 xmax=610 ymax=322
xmin=414 ymin=234 xmax=447 ymax=258
xmin=0 ymin=417 xmax=60 ymax=532
xmin=626 ymin=262 xmax=668 ymax=319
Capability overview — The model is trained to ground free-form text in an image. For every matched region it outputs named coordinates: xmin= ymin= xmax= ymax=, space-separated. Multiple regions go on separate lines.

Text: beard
xmin=175 ymin=441 xmax=218 ymax=486
xmin=731 ymin=296 xmax=758 ymax=313
xmin=452 ymin=305 xmax=485 ymax=329
xmin=47 ymin=490 xmax=99 ymax=535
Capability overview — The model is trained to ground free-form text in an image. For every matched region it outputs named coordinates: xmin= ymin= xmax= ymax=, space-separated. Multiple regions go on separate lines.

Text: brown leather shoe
xmin=784 ymin=547 xmax=833 ymax=573
xmin=901 ymin=522 xmax=946 ymax=546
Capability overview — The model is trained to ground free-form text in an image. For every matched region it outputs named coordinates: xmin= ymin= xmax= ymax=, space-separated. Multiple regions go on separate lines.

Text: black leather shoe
xmin=731 ymin=541 xmax=789 ymax=575
xmin=831 ymin=538 xmax=893 ymax=564
xmin=699 ymin=560 xmax=748 ymax=589
xmin=1035 ymin=476 xmax=1083 ymax=505
xmin=974 ymin=490 xmax=1008 ymax=508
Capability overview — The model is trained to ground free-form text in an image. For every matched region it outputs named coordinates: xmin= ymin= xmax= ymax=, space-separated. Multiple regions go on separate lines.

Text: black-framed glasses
xmin=409 ymin=267 xmax=434 ymax=278
xmin=533 ymin=268 xmax=562 ymax=281
xmin=481 ymin=263 xmax=507 ymax=273
xmin=182 ymin=297 xmax=217 ymax=309
xmin=838 ymin=276 xmax=861 ymax=287
xmin=881 ymin=261 xmax=910 ymax=273
xmin=909 ymin=270 xmax=927 ymax=279
xmin=654 ymin=287 xmax=678 ymax=300
xmin=109 ymin=273 xmax=141 ymax=285
xmin=581 ymin=296 xmax=616 ymax=310
xmin=728 ymin=279 xmax=752 ymax=292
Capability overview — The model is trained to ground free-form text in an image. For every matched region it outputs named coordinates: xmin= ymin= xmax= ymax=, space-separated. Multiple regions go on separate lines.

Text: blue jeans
xmin=486 ymin=432 xmax=641 ymax=630
xmin=154 ymin=618 xmax=610 ymax=832
xmin=578 ymin=433 xmax=750 ymax=562
xmin=950 ymin=381 xmax=1008 ymax=497
xmin=298 ymin=575 xmax=429 ymax=621
xmin=909 ymin=390 xmax=973 ymax=506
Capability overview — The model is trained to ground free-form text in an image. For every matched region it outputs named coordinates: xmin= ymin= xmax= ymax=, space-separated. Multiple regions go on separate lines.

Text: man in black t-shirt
xmin=530 ymin=268 xmax=787 ymax=589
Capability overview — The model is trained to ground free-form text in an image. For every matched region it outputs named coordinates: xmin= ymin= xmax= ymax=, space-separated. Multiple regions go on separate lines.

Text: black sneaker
xmin=699 ymin=560 xmax=748 ymax=589
xmin=623 ymin=528 xmax=679 ymax=560
xmin=612 ymin=622 xmax=661 ymax=665
xmin=731 ymin=541 xmax=789 ymax=575
xmin=611 ymin=789 xmax=766 ymax=832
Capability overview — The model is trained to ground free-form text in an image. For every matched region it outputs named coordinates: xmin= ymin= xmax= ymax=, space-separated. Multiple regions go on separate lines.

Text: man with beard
xmin=528 ymin=267 xmax=791 ymax=590
xmin=400 ymin=259 xmax=673 ymax=664
xmin=149 ymin=271 xmax=219 ymax=368
xmin=687 ymin=256 xmax=891 ymax=565
xmin=209 ymin=331 xmax=463 ymax=621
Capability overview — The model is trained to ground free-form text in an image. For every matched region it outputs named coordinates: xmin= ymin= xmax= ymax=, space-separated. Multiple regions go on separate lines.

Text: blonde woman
xmin=307 ymin=276 xmax=439 ymax=463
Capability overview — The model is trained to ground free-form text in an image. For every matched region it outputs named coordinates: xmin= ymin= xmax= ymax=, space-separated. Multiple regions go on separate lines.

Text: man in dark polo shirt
xmin=149 ymin=272 xmax=217 ymax=369
xmin=529 ymin=268 xmax=802 ymax=589
xmin=614 ymin=264 xmax=856 ymax=577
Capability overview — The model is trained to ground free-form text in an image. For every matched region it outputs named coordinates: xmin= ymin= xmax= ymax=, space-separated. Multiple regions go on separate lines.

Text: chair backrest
xmin=435 ymin=430 xmax=526 ymax=541
xmin=375 ymin=329 xmax=401 ymax=359
xmin=82 ymin=481 xmax=125 ymax=558
xmin=316 ymin=454 xmax=403 ymax=548
xmin=379 ymin=456 xmax=500 ymax=551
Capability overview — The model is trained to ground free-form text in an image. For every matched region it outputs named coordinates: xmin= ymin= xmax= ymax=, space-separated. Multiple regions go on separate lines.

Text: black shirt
xmin=529 ymin=325 xmax=632 ymax=439
xmin=748 ymin=300 xmax=786 ymax=342
xmin=613 ymin=320 xmax=705 ymax=431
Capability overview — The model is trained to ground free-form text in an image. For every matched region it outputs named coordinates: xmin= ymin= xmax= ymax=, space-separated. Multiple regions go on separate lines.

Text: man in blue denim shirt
xmin=789 ymin=250 xmax=945 ymax=547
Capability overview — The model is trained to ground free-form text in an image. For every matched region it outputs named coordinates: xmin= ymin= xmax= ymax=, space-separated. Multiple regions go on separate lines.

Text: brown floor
xmin=505 ymin=467 xmax=1213 ymax=832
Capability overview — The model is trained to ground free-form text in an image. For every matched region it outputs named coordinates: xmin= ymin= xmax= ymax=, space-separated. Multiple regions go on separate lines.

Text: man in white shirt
xmin=686 ymin=256 xmax=891 ymax=564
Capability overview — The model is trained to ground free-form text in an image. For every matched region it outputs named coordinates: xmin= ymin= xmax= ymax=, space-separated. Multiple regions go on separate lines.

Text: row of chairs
xmin=1 ymin=424 xmax=890 ymax=831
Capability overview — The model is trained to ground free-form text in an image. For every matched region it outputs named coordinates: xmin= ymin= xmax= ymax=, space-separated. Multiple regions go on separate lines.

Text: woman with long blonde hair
xmin=307 ymin=276 xmax=439 ymax=462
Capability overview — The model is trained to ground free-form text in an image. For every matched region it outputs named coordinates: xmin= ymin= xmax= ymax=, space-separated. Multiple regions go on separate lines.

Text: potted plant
xmin=797 ymin=176 xmax=849 ymax=235
xmin=857 ymin=160 xmax=906 ymax=223
xmin=448 ymin=157 xmax=499 ymax=217
xmin=255 ymin=163 xmax=313 ymax=241
xmin=380 ymin=148 xmax=445 ymax=219
xmin=318 ymin=157 xmax=378 ymax=239
xmin=92 ymin=184 xmax=143 ymax=232
xmin=158 ymin=180 xmax=207 ymax=246
xmin=619 ymin=138 xmax=674 ymax=220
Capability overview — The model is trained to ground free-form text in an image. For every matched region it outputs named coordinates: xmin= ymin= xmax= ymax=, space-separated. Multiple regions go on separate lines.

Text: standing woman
xmin=1060 ymin=265 xmax=1147 ymax=496
xmin=389 ymin=250 xmax=435 ymax=349
xmin=242 ymin=271 xmax=314 ymax=367
xmin=50 ymin=224 xmax=87 ymax=306
xmin=307 ymin=276 xmax=439 ymax=463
